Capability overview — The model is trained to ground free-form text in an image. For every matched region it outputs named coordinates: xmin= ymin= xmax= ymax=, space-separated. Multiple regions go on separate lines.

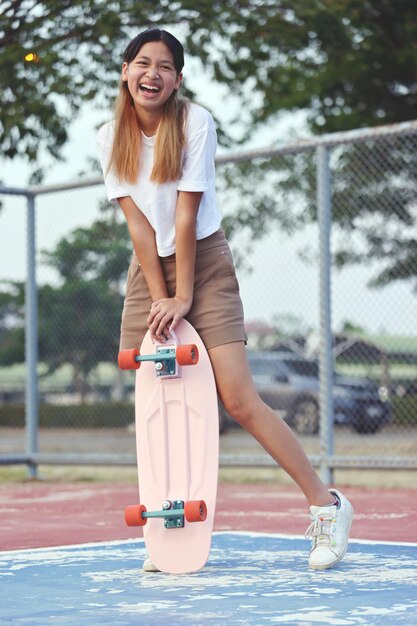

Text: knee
xmin=221 ymin=392 xmax=259 ymax=428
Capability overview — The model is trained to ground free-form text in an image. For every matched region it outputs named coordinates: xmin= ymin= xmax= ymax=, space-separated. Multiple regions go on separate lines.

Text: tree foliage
xmin=37 ymin=280 xmax=122 ymax=397
xmin=0 ymin=205 xmax=132 ymax=388
xmin=2 ymin=0 xmax=417 ymax=162
xmin=1 ymin=0 xmax=417 ymax=296
xmin=0 ymin=281 xmax=25 ymax=365
xmin=330 ymin=135 xmax=417 ymax=290
xmin=216 ymin=0 xmax=417 ymax=133
xmin=38 ymin=206 xmax=131 ymax=388
xmin=0 ymin=0 xmax=159 ymax=160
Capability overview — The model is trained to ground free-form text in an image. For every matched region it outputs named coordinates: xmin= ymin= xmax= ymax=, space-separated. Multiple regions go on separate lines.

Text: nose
xmin=146 ymin=65 xmax=159 ymax=79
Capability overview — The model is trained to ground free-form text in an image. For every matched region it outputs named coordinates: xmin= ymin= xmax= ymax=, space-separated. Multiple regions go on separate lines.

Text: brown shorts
xmin=120 ymin=229 xmax=247 ymax=351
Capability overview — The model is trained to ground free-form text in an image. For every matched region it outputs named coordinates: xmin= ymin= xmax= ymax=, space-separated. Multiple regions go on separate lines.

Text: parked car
xmin=219 ymin=351 xmax=391 ymax=434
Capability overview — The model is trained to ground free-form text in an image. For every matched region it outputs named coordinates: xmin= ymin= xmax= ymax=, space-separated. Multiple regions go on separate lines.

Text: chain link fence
xmin=1 ymin=120 xmax=417 ymax=478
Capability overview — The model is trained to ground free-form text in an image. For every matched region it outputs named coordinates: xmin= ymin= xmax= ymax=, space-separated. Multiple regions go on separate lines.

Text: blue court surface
xmin=1 ymin=532 xmax=417 ymax=625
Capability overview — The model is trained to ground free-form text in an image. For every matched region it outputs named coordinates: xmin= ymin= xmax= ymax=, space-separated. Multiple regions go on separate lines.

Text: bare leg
xmin=209 ymin=341 xmax=334 ymax=507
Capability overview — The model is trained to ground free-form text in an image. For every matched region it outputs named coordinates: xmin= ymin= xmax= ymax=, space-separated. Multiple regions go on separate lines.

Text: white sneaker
xmin=305 ymin=489 xmax=353 ymax=570
xmin=143 ymin=556 xmax=160 ymax=573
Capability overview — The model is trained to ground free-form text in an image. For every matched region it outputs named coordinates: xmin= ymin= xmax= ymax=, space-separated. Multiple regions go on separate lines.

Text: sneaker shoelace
xmin=305 ymin=512 xmax=337 ymax=549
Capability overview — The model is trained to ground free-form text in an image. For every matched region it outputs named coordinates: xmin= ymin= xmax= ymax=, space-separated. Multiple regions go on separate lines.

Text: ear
xmin=121 ymin=61 xmax=128 ymax=82
xmin=174 ymin=72 xmax=183 ymax=90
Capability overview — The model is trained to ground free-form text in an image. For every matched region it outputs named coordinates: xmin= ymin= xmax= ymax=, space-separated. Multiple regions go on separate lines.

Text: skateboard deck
xmin=119 ymin=319 xmax=219 ymax=574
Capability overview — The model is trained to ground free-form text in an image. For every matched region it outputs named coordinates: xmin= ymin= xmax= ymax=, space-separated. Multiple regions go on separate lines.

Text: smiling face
xmin=121 ymin=41 xmax=182 ymax=123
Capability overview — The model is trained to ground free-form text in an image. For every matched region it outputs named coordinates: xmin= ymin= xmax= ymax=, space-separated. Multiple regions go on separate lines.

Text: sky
xmin=0 ymin=57 xmax=416 ymax=338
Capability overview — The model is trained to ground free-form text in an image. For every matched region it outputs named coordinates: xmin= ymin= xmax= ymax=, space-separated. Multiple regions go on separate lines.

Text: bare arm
xmin=118 ymin=196 xmax=168 ymax=302
xmin=173 ymin=190 xmax=202 ymax=307
xmin=147 ymin=191 xmax=202 ymax=339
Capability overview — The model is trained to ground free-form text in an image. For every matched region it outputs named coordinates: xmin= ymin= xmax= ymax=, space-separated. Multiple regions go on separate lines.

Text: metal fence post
xmin=316 ymin=146 xmax=334 ymax=485
xmin=25 ymin=192 xmax=39 ymax=478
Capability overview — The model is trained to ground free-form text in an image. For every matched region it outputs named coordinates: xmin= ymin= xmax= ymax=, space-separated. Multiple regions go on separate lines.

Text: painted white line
xmin=0 ymin=537 xmax=145 ymax=557
xmin=214 ymin=530 xmax=417 ymax=547
xmin=1 ymin=530 xmax=417 ymax=558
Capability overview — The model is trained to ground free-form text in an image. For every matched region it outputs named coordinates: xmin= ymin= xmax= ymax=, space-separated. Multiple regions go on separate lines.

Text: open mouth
xmin=139 ymin=83 xmax=161 ymax=94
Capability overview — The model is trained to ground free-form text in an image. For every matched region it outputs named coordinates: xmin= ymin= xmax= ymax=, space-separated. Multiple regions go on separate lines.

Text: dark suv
xmin=220 ymin=351 xmax=391 ymax=434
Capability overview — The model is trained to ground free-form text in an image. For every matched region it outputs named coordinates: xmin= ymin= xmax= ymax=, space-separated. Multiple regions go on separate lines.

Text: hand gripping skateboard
xmin=118 ymin=319 xmax=219 ymax=574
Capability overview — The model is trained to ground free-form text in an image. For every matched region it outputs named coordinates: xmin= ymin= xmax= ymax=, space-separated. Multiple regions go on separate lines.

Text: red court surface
xmin=1 ymin=482 xmax=416 ymax=551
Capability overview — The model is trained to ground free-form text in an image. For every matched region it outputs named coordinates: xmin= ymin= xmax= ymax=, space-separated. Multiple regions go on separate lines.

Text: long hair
xmin=108 ymin=29 xmax=187 ymax=184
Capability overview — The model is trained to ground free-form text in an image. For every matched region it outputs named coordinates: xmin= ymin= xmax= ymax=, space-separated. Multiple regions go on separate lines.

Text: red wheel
xmin=118 ymin=349 xmax=140 ymax=370
xmin=184 ymin=500 xmax=207 ymax=522
xmin=176 ymin=344 xmax=199 ymax=366
xmin=125 ymin=504 xmax=147 ymax=527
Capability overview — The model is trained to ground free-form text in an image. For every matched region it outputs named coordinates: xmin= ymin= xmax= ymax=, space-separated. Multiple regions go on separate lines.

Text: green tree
xmin=38 ymin=280 xmax=122 ymax=398
xmin=215 ymin=0 xmax=417 ymax=133
xmin=2 ymin=1 xmax=417 ymax=289
xmin=0 ymin=205 xmax=132 ymax=394
xmin=39 ymin=205 xmax=131 ymax=393
xmin=0 ymin=282 xmax=25 ymax=366
xmin=0 ymin=0 xmax=221 ymax=164
xmin=42 ymin=205 xmax=130 ymax=287
xmin=330 ymin=137 xmax=417 ymax=290
xmin=2 ymin=1 xmax=417 ymax=163
xmin=1 ymin=0 xmax=142 ymax=161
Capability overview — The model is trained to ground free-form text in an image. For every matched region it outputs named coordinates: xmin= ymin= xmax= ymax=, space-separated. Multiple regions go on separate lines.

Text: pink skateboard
xmin=118 ymin=319 xmax=219 ymax=574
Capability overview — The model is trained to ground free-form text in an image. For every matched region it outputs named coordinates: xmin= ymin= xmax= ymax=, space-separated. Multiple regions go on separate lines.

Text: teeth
xmin=140 ymin=84 xmax=160 ymax=91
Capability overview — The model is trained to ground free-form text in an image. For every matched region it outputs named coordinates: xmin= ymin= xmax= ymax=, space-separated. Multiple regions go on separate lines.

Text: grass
xmin=0 ymin=362 xmax=132 ymax=391
xmin=1 ymin=464 xmax=417 ymax=490
xmin=368 ymin=334 xmax=417 ymax=353
xmin=2 ymin=333 xmax=416 ymax=393
xmin=337 ymin=363 xmax=417 ymax=380
xmin=0 ymin=465 xmax=138 ymax=484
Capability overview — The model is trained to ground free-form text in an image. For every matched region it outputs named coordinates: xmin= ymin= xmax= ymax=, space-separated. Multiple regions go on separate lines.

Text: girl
xmin=97 ymin=28 xmax=353 ymax=572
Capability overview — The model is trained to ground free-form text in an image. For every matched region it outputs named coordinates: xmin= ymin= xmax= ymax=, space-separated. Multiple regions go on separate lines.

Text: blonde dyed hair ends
xmin=108 ymin=83 xmax=187 ymax=184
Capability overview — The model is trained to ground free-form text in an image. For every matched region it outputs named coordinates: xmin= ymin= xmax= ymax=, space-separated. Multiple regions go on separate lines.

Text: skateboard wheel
xmin=184 ymin=500 xmax=207 ymax=523
xmin=125 ymin=504 xmax=147 ymax=526
xmin=118 ymin=349 xmax=140 ymax=370
xmin=176 ymin=344 xmax=199 ymax=366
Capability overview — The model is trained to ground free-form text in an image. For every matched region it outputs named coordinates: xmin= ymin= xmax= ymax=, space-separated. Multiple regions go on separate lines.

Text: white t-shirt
xmin=96 ymin=103 xmax=222 ymax=257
